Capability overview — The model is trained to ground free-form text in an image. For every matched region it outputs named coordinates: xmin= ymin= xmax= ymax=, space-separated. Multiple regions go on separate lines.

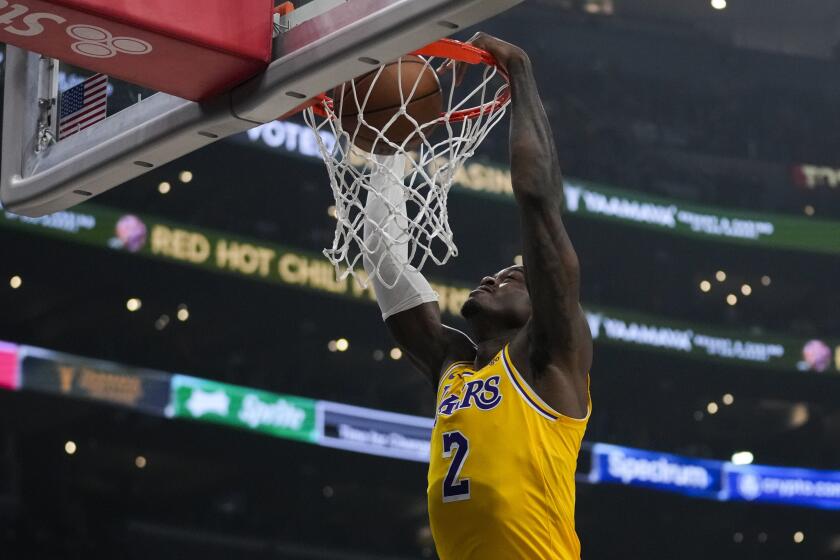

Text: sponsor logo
xmin=605 ymin=450 xmax=713 ymax=490
xmin=737 ymin=473 xmax=761 ymax=501
xmin=4 ymin=210 xmax=96 ymax=234
xmin=0 ymin=2 xmax=152 ymax=58
xmin=67 ymin=24 xmax=152 ymax=59
xmin=186 ymin=389 xmax=231 ymax=418
xmin=564 ymin=182 xmax=678 ymax=228
xmin=110 ymin=214 xmax=148 ymax=253
xmin=732 ymin=471 xmax=840 ymax=502
xmin=238 ymin=394 xmax=307 ymax=431
xmin=793 ymin=164 xmax=840 ymax=190
xmin=337 ymin=424 xmax=430 ymax=456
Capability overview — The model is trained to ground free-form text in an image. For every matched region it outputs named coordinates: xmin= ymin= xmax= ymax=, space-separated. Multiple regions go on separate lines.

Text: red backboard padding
xmin=0 ymin=0 xmax=274 ymax=101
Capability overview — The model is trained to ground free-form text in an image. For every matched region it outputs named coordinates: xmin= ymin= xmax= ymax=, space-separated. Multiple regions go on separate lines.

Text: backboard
xmin=1 ymin=0 xmax=523 ymax=217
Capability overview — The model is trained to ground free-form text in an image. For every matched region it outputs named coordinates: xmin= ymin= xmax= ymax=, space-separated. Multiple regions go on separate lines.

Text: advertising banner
xmin=0 ymin=204 xmax=469 ymax=318
xmin=3 ymin=203 xmax=836 ymax=373
xmin=791 ymin=164 xmax=840 ymax=190
xmin=318 ymin=400 xmax=433 ymax=462
xmin=726 ymin=463 xmax=840 ymax=510
xmin=590 ymin=443 xmax=724 ymax=500
xmin=584 ymin=307 xmax=839 ymax=373
xmin=170 ymin=375 xmax=318 ymax=443
xmin=241 ymin=122 xmax=840 ymax=255
xmin=0 ymin=341 xmax=20 ymax=390
xmin=5 ymin=336 xmax=840 ymax=511
xmin=558 ymin=180 xmax=840 ymax=255
xmin=19 ymin=347 xmax=170 ymax=415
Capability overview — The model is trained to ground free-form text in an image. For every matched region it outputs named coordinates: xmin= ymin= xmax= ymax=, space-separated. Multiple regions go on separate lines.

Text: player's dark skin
xmin=385 ymin=33 xmax=591 ymax=419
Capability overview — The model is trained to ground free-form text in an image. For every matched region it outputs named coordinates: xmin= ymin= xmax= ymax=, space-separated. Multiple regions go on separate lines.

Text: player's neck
xmin=472 ymin=331 xmax=518 ymax=370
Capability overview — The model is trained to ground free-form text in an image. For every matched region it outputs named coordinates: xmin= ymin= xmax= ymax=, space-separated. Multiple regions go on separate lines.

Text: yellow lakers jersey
xmin=428 ymin=344 xmax=590 ymax=560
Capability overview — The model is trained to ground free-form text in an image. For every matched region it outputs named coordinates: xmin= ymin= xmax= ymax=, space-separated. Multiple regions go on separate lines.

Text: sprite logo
xmin=171 ymin=376 xmax=317 ymax=443
xmin=238 ymin=394 xmax=307 ymax=430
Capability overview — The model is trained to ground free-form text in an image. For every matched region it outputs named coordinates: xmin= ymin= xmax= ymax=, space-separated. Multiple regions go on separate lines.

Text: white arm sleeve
xmin=363 ymin=154 xmax=439 ymax=320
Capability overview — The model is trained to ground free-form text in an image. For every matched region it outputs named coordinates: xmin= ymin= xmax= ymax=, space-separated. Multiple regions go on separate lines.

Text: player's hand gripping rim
xmin=437 ymin=32 xmax=530 ymax=86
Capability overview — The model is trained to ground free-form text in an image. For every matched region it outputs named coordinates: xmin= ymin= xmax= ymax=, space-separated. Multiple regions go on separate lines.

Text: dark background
xmin=2 ymin=0 xmax=840 ymax=558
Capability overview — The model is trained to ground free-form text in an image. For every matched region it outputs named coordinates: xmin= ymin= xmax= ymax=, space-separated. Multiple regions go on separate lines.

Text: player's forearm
xmin=363 ymin=155 xmax=438 ymax=319
xmin=507 ymin=58 xmax=564 ymax=208
xmin=507 ymin=58 xmax=581 ymax=342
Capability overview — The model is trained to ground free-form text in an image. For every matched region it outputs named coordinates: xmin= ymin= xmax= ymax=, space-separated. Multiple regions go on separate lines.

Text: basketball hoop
xmin=302 ymin=38 xmax=511 ymax=287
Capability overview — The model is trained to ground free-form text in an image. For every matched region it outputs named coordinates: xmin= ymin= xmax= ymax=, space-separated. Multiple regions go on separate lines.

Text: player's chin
xmin=460 ymin=296 xmax=483 ymax=318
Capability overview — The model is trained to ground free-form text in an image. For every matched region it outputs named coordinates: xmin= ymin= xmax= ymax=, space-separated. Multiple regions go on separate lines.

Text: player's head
xmin=461 ymin=265 xmax=530 ymax=328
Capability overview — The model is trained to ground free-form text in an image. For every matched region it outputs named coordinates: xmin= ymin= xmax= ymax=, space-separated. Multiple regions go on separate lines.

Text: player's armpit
xmin=385 ymin=304 xmax=475 ymax=385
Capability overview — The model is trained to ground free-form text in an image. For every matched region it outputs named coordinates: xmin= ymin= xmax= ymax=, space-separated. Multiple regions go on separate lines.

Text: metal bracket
xmin=275 ymin=0 xmax=349 ymax=36
xmin=35 ymin=56 xmax=59 ymax=153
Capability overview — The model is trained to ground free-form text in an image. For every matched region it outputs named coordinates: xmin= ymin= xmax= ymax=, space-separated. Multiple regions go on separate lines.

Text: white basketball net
xmin=303 ymin=44 xmax=511 ymax=288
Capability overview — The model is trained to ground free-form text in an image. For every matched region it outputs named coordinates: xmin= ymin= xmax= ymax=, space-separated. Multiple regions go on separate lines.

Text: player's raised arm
xmin=470 ymin=34 xmax=591 ymax=417
xmin=363 ymin=154 xmax=475 ymax=385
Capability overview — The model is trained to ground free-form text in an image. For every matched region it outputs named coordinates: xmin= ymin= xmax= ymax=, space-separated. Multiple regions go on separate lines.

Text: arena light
xmin=715 ymin=270 xmax=726 ymax=282
xmin=64 ymin=440 xmax=77 ymax=455
xmin=790 ymin=403 xmax=809 ymax=428
xmin=327 ymin=340 xmax=338 ymax=352
xmin=179 ymin=171 xmax=194 ymax=184
xmin=707 ymin=402 xmax=719 ymax=414
xmin=327 ymin=205 xmax=337 ymax=218
xmin=126 ymin=298 xmax=142 ymax=312
xmin=699 ymin=280 xmax=711 ymax=292
xmin=390 ymin=347 xmax=403 ymax=360
xmin=373 ymin=349 xmax=385 ymax=361
xmin=731 ymin=451 xmax=754 ymax=465
xmin=741 ymin=284 xmax=752 ymax=296
xmin=9 ymin=275 xmax=22 ymax=289
xmin=513 ymin=254 xmax=523 ymax=266
xmin=722 ymin=393 xmax=734 ymax=405
xmin=177 ymin=304 xmax=189 ymax=322
xmin=135 ymin=456 xmax=147 ymax=469
xmin=726 ymin=294 xmax=737 ymax=306
xmin=155 ymin=314 xmax=170 ymax=331
xmin=761 ymin=275 xmax=772 ymax=286
xmin=804 ymin=205 xmax=815 ymax=216
xmin=582 ymin=0 xmax=614 ymax=15
xmin=793 ymin=531 xmax=805 ymax=544
xmin=158 ymin=181 xmax=171 ymax=194
xmin=335 ymin=338 xmax=349 ymax=352
xmin=711 ymin=0 xmax=727 ymax=10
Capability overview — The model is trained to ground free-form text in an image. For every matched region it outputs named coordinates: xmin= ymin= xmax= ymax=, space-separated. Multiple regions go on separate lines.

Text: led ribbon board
xmin=2 ymin=204 xmax=837 ymax=373
xmin=4 ymin=340 xmax=840 ymax=510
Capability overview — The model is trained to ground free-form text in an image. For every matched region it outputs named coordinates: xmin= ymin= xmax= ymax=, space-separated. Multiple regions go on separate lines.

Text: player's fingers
xmin=437 ymin=59 xmax=469 ymax=87
xmin=436 ymin=59 xmax=453 ymax=75
xmin=466 ymin=31 xmax=495 ymax=51
xmin=454 ymin=60 xmax=469 ymax=86
xmin=464 ymin=31 xmax=484 ymax=45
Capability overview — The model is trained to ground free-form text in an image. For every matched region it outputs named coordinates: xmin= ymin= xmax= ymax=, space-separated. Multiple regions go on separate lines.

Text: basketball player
xmin=363 ymin=33 xmax=591 ymax=560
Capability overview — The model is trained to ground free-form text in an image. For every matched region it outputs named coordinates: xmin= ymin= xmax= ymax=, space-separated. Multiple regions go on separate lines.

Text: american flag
xmin=58 ymin=73 xmax=108 ymax=141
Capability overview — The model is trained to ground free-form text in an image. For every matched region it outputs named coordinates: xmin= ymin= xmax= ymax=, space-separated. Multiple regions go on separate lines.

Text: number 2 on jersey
xmin=442 ymin=431 xmax=470 ymax=502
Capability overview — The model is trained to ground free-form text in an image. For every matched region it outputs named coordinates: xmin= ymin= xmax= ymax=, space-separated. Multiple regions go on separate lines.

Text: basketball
xmin=335 ymin=55 xmax=443 ymax=154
